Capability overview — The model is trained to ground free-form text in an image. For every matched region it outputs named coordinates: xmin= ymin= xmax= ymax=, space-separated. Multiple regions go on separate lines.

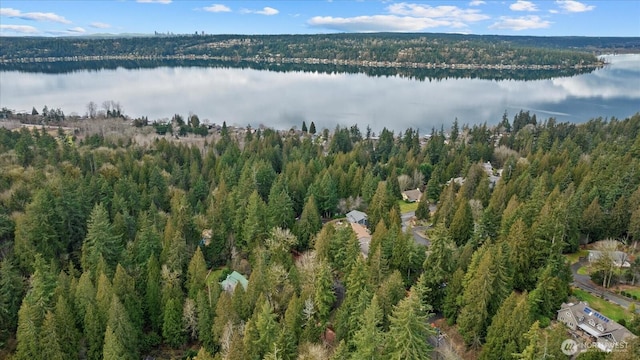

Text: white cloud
xmin=241 ymin=7 xmax=279 ymax=16
xmin=0 ymin=24 xmax=38 ymax=34
xmin=68 ymin=27 xmax=86 ymax=33
xmin=469 ymin=1 xmax=486 ymax=6
xmin=549 ymin=9 xmax=559 ymax=14
xmin=136 ymin=0 xmax=172 ymax=4
xmin=0 ymin=7 xmax=71 ymax=24
xmin=256 ymin=7 xmax=279 ymax=16
xmin=309 ymin=2 xmax=489 ymax=32
xmin=308 ymin=15 xmax=453 ymax=32
xmin=203 ymin=4 xmax=231 ymax=13
xmin=510 ymin=1 xmax=538 ymax=12
xmin=387 ymin=3 xmax=490 ymax=22
xmin=555 ymin=0 xmax=595 ymax=13
xmin=489 ymin=15 xmax=551 ymax=30
xmin=90 ymin=22 xmax=111 ymax=29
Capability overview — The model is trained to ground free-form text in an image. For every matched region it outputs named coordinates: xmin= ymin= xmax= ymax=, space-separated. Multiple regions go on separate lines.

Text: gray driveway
xmin=570 ymin=260 xmax=640 ymax=313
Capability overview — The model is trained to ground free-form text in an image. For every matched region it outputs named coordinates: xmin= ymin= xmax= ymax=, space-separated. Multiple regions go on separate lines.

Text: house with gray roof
xmin=402 ymin=188 xmax=423 ymax=203
xmin=557 ymin=302 xmax=636 ymax=353
xmin=588 ymin=250 xmax=631 ymax=268
xmin=346 ymin=210 xmax=368 ymax=226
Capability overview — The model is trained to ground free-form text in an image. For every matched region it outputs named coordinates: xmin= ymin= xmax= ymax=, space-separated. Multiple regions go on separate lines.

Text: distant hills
xmin=1 ymin=33 xmax=638 ymax=68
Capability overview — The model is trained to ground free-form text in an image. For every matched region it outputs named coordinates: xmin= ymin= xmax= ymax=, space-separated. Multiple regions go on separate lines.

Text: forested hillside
xmin=1 ymin=111 xmax=640 ymax=360
xmin=1 ymin=33 xmax=617 ymax=67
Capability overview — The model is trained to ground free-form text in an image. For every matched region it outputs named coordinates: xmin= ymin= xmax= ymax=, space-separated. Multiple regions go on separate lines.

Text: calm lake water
xmin=1 ymin=54 xmax=638 ymax=133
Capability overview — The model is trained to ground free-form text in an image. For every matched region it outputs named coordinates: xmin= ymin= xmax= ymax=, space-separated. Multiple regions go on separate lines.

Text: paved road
xmin=401 ymin=211 xmax=430 ymax=246
xmin=570 ymin=259 xmax=640 ymax=313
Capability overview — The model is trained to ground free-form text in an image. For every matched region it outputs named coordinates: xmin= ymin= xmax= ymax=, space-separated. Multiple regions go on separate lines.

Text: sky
xmin=0 ymin=1 xmax=638 ymax=37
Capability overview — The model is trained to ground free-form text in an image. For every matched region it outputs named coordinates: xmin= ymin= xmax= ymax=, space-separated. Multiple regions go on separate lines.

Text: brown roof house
xmin=557 ymin=301 xmax=636 ymax=353
xmin=402 ymin=188 xmax=423 ymax=203
xmin=350 ymin=223 xmax=371 ymax=258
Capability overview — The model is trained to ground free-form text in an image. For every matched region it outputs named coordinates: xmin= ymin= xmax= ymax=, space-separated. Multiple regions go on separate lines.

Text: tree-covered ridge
xmin=0 ymin=111 xmax=639 ymax=359
xmin=2 ymin=32 xmax=629 ymax=68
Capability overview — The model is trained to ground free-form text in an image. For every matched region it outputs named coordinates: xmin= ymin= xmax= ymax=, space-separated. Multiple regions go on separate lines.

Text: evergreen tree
xmin=242 ymin=190 xmax=268 ymax=250
xmin=422 ymin=223 xmax=456 ymax=310
xmin=314 ymin=260 xmax=335 ymax=324
xmin=457 ymin=249 xmax=495 ymax=347
xmin=54 ymin=294 xmax=80 ymax=357
xmin=196 ymin=290 xmax=215 ymax=351
xmin=351 ymin=295 xmax=384 ymax=360
xmin=0 ymin=257 xmax=24 ymax=342
xmin=268 ymin=187 xmax=295 ymax=230
xmin=145 ymin=255 xmax=162 ymax=332
xmin=480 ymin=292 xmax=532 ymax=360
xmin=295 ymin=195 xmax=322 ymax=250
xmin=384 ymin=286 xmax=434 ymax=360
xmin=187 ymin=247 xmax=208 ymax=299
xmin=163 ymin=297 xmax=185 ymax=348
xmin=84 ymin=302 xmax=105 ymax=360
xmin=443 ymin=268 xmax=465 ymax=325
xmin=450 ymin=199 xmax=474 ymax=246
xmin=368 ymin=182 xmax=394 ymax=231
xmin=529 ymin=258 xmax=570 ymax=320
xmin=309 ymin=121 xmax=316 ymax=134
xmin=106 ymin=295 xmax=137 ymax=359
xmin=250 ymin=298 xmax=279 ymax=360
xmin=276 ymin=294 xmax=303 ymax=360
xmin=126 ymin=212 xmax=161 ymax=271
xmin=13 ymin=190 xmax=59 ymax=270
xmin=112 ymin=264 xmax=143 ymax=342
xmin=302 ymin=121 xmax=308 ymax=133
xmin=103 ymin=325 xmax=127 ymax=360
xmin=15 ymin=300 xmax=40 ymax=360
xmin=375 ymin=271 xmax=405 ymax=330
xmin=415 ymin=190 xmax=431 ymax=220
xmin=40 ymin=311 xmax=65 ymax=360
xmin=81 ymin=203 xmax=122 ymax=277
xmin=507 ymin=218 xmax=536 ymax=291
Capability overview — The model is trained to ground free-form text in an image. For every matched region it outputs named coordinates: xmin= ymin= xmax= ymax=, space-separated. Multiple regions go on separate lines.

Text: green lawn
xmin=206 ymin=268 xmax=227 ymax=288
xmin=397 ymin=200 xmax=419 ymax=213
xmin=572 ymin=288 xmax=633 ymax=322
xmin=565 ymin=249 xmax=589 ymax=265
xmin=577 ymin=266 xmax=590 ymax=275
xmin=625 ymin=288 xmax=640 ymax=299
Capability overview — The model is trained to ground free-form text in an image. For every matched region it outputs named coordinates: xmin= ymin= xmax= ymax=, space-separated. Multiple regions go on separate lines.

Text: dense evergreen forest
xmin=1 ymin=110 xmax=640 ymax=360
xmin=4 ymin=32 xmax=633 ymax=67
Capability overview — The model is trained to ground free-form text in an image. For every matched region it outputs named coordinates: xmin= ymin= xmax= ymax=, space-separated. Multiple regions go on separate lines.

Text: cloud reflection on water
xmin=0 ymin=54 xmax=638 ymax=133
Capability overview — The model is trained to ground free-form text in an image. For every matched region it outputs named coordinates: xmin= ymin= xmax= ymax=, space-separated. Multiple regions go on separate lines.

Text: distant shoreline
xmin=0 ymin=54 xmax=604 ymax=71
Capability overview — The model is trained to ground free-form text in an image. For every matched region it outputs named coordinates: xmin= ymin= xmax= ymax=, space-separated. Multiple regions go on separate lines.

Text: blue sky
xmin=1 ymin=1 xmax=638 ymax=37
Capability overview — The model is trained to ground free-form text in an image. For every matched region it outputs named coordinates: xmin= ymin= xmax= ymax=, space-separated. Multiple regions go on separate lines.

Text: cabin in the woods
xmin=401 ymin=188 xmax=423 ymax=203
xmin=220 ymin=271 xmax=248 ymax=293
xmin=346 ymin=210 xmax=368 ymax=226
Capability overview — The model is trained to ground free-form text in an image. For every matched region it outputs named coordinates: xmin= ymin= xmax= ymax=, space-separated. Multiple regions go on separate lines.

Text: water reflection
xmin=0 ymin=54 xmax=638 ymax=133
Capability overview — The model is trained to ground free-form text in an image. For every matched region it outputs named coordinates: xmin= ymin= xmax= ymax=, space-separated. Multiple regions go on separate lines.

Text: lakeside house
xmin=557 ymin=301 xmax=636 ymax=353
